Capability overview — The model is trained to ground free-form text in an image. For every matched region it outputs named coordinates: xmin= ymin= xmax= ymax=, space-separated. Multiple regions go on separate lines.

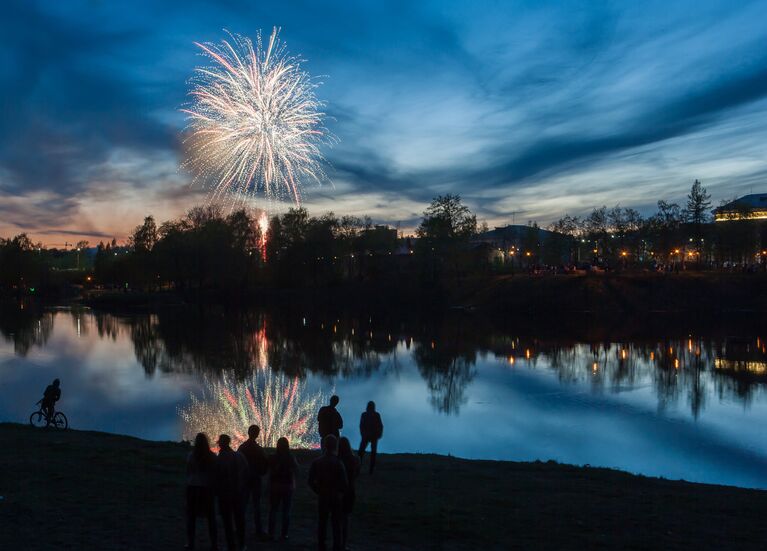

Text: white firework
xmin=182 ymin=28 xmax=330 ymax=207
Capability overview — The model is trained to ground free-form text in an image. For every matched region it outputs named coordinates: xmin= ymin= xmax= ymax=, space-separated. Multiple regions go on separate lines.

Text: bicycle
xmin=29 ymin=401 xmax=68 ymax=430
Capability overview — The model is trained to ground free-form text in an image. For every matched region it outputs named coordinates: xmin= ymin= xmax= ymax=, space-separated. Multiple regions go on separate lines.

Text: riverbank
xmin=79 ymin=272 xmax=767 ymax=315
xmin=2 ymin=423 xmax=766 ymax=550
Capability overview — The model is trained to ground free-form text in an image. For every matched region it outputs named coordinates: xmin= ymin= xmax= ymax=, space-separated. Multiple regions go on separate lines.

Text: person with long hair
xmin=338 ymin=437 xmax=361 ymax=551
xmin=267 ymin=437 xmax=299 ymax=541
xmin=185 ymin=432 xmax=218 ymax=550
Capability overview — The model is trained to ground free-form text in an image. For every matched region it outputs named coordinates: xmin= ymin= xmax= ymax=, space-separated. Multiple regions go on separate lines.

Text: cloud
xmin=0 ymin=2 xmax=177 ymax=198
xmin=3 ymin=0 xmax=767 ymax=239
xmin=37 ymin=229 xmax=115 ymax=239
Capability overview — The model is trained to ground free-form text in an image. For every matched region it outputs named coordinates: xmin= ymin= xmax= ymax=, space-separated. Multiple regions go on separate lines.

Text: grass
xmin=2 ymin=422 xmax=767 ymax=550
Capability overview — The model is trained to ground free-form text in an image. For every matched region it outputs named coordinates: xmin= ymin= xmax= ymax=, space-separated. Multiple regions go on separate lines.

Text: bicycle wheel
xmin=29 ymin=411 xmax=47 ymax=428
xmin=52 ymin=412 xmax=68 ymax=430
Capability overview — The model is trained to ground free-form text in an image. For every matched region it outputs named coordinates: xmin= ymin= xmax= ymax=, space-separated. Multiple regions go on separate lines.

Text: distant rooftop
xmin=715 ymin=193 xmax=767 ymax=209
xmin=713 ymin=193 xmax=767 ymax=221
xmin=475 ymin=224 xmax=555 ymax=241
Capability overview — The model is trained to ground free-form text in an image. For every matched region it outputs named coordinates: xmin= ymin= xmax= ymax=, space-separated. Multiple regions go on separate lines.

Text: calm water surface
xmin=2 ymin=305 xmax=767 ymax=489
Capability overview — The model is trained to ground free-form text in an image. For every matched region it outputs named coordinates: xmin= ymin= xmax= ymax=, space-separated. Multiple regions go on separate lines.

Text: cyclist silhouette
xmin=41 ymin=379 xmax=61 ymax=421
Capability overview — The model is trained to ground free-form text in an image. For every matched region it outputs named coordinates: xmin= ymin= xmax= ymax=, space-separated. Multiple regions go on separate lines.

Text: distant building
xmin=472 ymin=224 xmax=555 ymax=250
xmin=713 ymin=194 xmax=767 ymax=221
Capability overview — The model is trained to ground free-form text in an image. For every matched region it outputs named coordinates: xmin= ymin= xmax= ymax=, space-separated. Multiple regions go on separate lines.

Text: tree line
xmin=546 ymin=181 xmax=767 ymax=268
xmin=2 ymin=182 xmax=767 ymax=298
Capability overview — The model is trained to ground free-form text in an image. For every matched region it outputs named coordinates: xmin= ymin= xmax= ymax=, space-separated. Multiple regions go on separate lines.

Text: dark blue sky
xmin=2 ymin=0 xmax=767 ymax=242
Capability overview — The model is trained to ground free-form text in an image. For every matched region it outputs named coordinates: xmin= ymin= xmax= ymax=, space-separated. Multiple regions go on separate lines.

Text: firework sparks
xmin=179 ymin=369 xmax=325 ymax=450
xmin=182 ymin=28 xmax=330 ymax=208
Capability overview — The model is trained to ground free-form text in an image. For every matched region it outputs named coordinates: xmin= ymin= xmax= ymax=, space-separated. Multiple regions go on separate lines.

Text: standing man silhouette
xmin=238 ymin=425 xmax=269 ymax=539
xmin=358 ymin=401 xmax=384 ymax=474
xmin=318 ymin=395 xmax=343 ymax=442
xmin=308 ymin=435 xmax=348 ymax=551
xmin=216 ymin=434 xmax=248 ymax=551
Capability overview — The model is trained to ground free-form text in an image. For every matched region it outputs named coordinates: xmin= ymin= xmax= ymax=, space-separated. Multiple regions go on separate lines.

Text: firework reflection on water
xmin=179 ymin=369 xmax=325 ymax=450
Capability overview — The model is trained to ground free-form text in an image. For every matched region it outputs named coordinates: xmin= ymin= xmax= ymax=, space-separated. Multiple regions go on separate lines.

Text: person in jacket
xmin=358 ymin=401 xmax=384 ymax=474
xmin=216 ymin=434 xmax=249 ymax=551
xmin=338 ymin=437 xmax=361 ymax=551
xmin=308 ymin=435 xmax=348 ymax=551
xmin=317 ymin=395 xmax=343 ymax=442
xmin=267 ymin=437 xmax=300 ymax=541
xmin=185 ymin=433 xmax=218 ymax=550
xmin=237 ymin=425 xmax=269 ymax=539
xmin=41 ymin=378 xmax=61 ymax=422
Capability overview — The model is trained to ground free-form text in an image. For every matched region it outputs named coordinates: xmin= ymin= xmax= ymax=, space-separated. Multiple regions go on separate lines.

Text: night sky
xmin=2 ymin=0 xmax=767 ymax=244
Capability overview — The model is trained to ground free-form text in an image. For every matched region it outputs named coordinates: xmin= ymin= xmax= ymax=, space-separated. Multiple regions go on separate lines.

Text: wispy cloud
xmin=2 ymin=0 xmax=767 ymax=240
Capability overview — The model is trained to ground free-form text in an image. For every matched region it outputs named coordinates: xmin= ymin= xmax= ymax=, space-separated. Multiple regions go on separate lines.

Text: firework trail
xmin=257 ymin=211 xmax=269 ymax=261
xmin=179 ymin=370 xmax=325 ymax=450
xmin=182 ymin=28 xmax=330 ymax=208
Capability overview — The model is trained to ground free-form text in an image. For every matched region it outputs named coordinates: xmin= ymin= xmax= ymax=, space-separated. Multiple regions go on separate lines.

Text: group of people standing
xmin=185 ymin=396 xmax=384 ymax=551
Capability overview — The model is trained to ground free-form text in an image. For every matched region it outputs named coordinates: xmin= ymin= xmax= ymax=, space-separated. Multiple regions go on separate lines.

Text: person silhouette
xmin=338 ymin=437 xmax=361 ymax=551
xmin=237 ymin=425 xmax=269 ymax=539
xmin=358 ymin=401 xmax=384 ymax=474
xmin=318 ymin=395 xmax=344 ymax=441
xmin=267 ymin=437 xmax=299 ymax=541
xmin=41 ymin=378 xmax=61 ymax=423
xmin=216 ymin=434 xmax=249 ymax=551
xmin=308 ymin=435 xmax=348 ymax=551
xmin=185 ymin=433 xmax=218 ymax=550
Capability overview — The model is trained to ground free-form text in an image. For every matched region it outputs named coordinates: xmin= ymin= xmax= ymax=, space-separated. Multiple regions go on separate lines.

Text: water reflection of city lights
xmin=714 ymin=359 xmax=767 ymax=375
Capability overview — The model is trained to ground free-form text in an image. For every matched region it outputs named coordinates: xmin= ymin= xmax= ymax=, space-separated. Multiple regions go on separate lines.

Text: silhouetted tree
xmin=684 ymin=180 xmax=712 ymax=250
xmin=416 ymin=194 xmax=477 ymax=281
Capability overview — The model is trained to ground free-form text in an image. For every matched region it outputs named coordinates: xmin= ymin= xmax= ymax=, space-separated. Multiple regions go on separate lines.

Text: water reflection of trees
xmin=0 ymin=302 xmax=53 ymax=356
xmin=3 ymin=303 xmax=767 ymax=417
xmin=491 ymin=336 xmax=767 ymax=418
xmin=114 ymin=309 xmax=400 ymax=380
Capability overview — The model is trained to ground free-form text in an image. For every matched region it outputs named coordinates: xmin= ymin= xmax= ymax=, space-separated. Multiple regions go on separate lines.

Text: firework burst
xmin=179 ymin=370 xmax=325 ymax=450
xmin=182 ymin=28 xmax=330 ymax=208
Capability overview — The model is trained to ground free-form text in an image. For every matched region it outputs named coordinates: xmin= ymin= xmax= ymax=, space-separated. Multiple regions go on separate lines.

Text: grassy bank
xmin=1 ymin=424 xmax=766 ymax=550
xmin=80 ymin=272 xmax=767 ymax=315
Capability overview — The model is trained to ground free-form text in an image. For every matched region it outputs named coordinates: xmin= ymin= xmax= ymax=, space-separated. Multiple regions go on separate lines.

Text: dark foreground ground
xmin=1 ymin=423 xmax=766 ymax=550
